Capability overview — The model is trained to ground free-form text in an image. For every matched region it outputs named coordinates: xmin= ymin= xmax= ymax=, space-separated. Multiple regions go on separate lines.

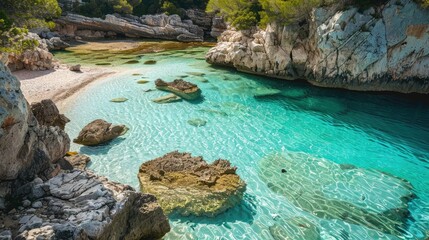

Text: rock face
xmin=7 ymin=170 xmax=170 ymax=240
xmin=206 ymin=0 xmax=429 ymax=94
xmin=31 ymin=99 xmax=70 ymax=130
xmin=258 ymin=151 xmax=415 ymax=236
xmin=0 ymin=62 xmax=70 ymax=202
xmin=55 ymin=13 xmax=204 ymax=42
xmin=138 ymin=151 xmax=246 ymax=217
xmin=73 ymin=119 xmax=128 ymax=146
xmin=7 ymin=33 xmax=57 ymax=71
xmin=0 ymin=62 xmax=171 ymax=239
xmin=155 ymin=79 xmax=201 ymax=100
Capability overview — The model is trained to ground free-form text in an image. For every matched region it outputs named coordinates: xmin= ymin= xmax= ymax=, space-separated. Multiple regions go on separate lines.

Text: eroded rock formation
xmin=138 ymin=151 xmax=246 ymax=217
xmin=55 ymin=13 xmax=204 ymax=42
xmin=73 ymin=119 xmax=128 ymax=146
xmin=155 ymin=79 xmax=201 ymax=100
xmin=206 ymin=0 xmax=429 ymax=93
xmin=31 ymin=99 xmax=70 ymax=130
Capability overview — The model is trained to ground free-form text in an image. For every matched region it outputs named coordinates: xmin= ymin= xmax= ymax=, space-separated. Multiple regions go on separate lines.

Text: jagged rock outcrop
xmin=55 ymin=13 xmax=204 ymax=42
xmin=138 ymin=151 xmax=246 ymax=217
xmin=0 ymin=62 xmax=171 ymax=239
xmin=73 ymin=119 xmax=128 ymax=146
xmin=9 ymin=171 xmax=170 ymax=240
xmin=155 ymin=79 xmax=201 ymax=100
xmin=31 ymin=99 xmax=70 ymax=130
xmin=7 ymin=34 xmax=55 ymax=71
xmin=0 ymin=62 xmax=69 ymax=204
xmin=206 ymin=0 xmax=429 ymax=94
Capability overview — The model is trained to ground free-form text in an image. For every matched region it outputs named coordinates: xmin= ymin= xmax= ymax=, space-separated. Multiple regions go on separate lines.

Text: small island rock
xmin=155 ymin=79 xmax=201 ymax=100
xmin=138 ymin=151 xmax=246 ymax=217
xmin=73 ymin=119 xmax=128 ymax=146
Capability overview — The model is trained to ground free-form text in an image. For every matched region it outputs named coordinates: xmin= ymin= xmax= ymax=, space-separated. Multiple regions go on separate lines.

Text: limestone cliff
xmin=206 ymin=0 xmax=429 ymax=94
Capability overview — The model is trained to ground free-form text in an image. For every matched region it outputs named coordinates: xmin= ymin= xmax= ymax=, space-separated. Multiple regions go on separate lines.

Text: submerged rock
xmin=124 ymin=60 xmax=139 ymax=64
xmin=110 ymin=97 xmax=128 ymax=102
xmin=253 ymin=87 xmax=282 ymax=98
xmin=73 ymin=119 xmax=128 ymax=146
xmin=187 ymin=118 xmax=207 ymax=127
xmin=144 ymin=60 xmax=157 ymax=65
xmin=155 ymin=79 xmax=201 ymax=100
xmin=138 ymin=151 xmax=246 ymax=217
xmin=269 ymin=216 xmax=320 ymax=240
xmin=137 ymin=80 xmax=149 ymax=84
xmin=258 ymin=151 xmax=415 ymax=235
xmin=152 ymin=94 xmax=182 ymax=104
xmin=31 ymin=99 xmax=70 ymax=130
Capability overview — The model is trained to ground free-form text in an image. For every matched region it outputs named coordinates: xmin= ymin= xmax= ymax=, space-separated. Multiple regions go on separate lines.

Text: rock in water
xmin=152 ymin=94 xmax=182 ymax=104
xmin=73 ymin=119 xmax=128 ymax=146
xmin=155 ymin=79 xmax=201 ymax=100
xmin=138 ymin=151 xmax=246 ymax=217
xmin=258 ymin=151 xmax=415 ymax=235
xmin=31 ymin=99 xmax=70 ymax=130
xmin=144 ymin=60 xmax=157 ymax=65
xmin=253 ymin=87 xmax=282 ymax=98
xmin=187 ymin=118 xmax=207 ymax=127
xmin=110 ymin=97 xmax=128 ymax=103
xmin=137 ymin=80 xmax=149 ymax=84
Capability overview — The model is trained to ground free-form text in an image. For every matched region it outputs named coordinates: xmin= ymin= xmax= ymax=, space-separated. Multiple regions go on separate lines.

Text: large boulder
xmin=138 ymin=151 xmax=246 ymax=217
xmin=73 ymin=119 xmax=128 ymax=146
xmin=258 ymin=151 xmax=415 ymax=236
xmin=206 ymin=0 xmax=429 ymax=94
xmin=155 ymin=79 xmax=201 ymax=100
xmin=31 ymin=99 xmax=70 ymax=130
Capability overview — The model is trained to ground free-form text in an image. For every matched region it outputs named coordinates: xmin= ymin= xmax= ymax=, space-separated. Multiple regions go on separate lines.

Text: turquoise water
xmin=63 ymin=47 xmax=429 ymax=239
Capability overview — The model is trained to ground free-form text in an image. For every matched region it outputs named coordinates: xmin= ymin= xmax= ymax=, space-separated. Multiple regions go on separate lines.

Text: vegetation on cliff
xmin=0 ymin=0 xmax=61 ymax=53
xmin=73 ymin=0 xmax=209 ymax=18
xmin=207 ymin=0 xmax=427 ymax=30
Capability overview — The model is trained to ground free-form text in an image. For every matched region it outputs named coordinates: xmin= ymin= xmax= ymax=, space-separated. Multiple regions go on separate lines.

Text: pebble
xmin=32 ymin=201 xmax=43 ymax=209
xmin=23 ymin=200 xmax=31 ymax=208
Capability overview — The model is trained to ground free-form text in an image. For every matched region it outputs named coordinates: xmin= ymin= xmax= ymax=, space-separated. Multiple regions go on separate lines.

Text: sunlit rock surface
xmin=138 ymin=151 xmax=246 ymax=217
xmin=206 ymin=0 xmax=429 ymax=93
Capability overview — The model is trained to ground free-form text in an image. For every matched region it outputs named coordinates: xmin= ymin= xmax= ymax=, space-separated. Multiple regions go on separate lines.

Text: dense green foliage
xmin=207 ymin=0 xmax=427 ymax=30
xmin=207 ymin=0 xmax=336 ymax=29
xmin=0 ymin=0 xmax=60 ymax=53
xmin=75 ymin=0 xmax=209 ymax=18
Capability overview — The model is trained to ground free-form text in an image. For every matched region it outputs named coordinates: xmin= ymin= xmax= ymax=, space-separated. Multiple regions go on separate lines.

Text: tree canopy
xmin=0 ymin=0 xmax=61 ymax=53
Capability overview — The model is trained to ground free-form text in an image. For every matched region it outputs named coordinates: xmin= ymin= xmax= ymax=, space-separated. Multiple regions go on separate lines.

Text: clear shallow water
xmin=61 ymin=46 xmax=429 ymax=239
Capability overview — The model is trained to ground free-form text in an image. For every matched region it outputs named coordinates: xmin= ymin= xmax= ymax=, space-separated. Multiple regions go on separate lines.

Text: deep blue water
xmin=61 ymin=47 xmax=429 ymax=239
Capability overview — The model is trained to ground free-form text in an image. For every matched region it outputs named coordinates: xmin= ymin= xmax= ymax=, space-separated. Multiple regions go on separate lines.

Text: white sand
xmin=15 ymin=64 xmax=117 ymax=111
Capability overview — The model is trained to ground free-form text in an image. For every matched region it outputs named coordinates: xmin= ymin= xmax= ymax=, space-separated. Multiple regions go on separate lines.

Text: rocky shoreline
xmin=0 ymin=62 xmax=170 ymax=239
xmin=205 ymin=0 xmax=429 ymax=94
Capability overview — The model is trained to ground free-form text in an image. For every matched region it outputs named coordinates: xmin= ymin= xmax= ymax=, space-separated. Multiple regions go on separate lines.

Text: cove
xmin=59 ymin=43 xmax=429 ymax=239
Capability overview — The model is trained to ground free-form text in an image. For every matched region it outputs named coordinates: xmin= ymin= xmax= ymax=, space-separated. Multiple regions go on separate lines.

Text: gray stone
xmin=32 ymin=201 xmax=43 ymax=208
xmin=0 ymin=230 xmax=12 ymax=240
xmin=23 ymin=200 xmax=31 ymax=208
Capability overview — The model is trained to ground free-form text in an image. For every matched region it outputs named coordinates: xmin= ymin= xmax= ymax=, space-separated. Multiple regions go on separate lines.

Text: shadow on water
xmin=251 ymin=75 xmax=429 ymax=157
xmin=79 ymin=137 xmax=126 ymax=156
xmin=169 ymin=193 xmax=257 ymax=226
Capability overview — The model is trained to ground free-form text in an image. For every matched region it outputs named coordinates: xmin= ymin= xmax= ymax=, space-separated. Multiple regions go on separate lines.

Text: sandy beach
xmin=15 ymin=64 xmax=117 ymax=111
